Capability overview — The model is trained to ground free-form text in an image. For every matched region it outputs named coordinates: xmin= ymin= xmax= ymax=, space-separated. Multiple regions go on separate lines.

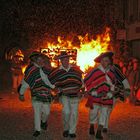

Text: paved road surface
xmin=0 ymin=90 xmax=140 ymax=140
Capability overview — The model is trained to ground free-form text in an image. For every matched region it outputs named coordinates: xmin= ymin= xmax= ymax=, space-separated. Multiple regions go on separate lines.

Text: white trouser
xmin=32 ymin=100 xmax=50 ymax=131
xmin=104 ymin=98 xmax=116 ymax=128
xmin=103 ymin=108 xmax=112 ymax=128
xmin=60 ymin=96 xmax=79 ymax=134
xmin=89 ymin=104 xmax=109 ymax=126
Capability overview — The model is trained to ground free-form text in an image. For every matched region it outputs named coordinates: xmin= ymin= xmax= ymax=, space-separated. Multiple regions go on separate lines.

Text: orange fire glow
xmin=22 ymin=65 xmax=27 ymax=74
xmin=77 ymin=27 xmax=111 ymax=71
xmin=42 ymin=27 xmax=112 ymax=72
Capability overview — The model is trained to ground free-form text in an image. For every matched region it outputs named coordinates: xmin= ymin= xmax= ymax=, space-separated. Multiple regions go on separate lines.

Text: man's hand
xmin=19 ymin=95 xmax=25 ymax=102
xmin=51 ymin=85 xmax=55 ymax=89
xmin=80 ymin=87 xmax=85 ymax=93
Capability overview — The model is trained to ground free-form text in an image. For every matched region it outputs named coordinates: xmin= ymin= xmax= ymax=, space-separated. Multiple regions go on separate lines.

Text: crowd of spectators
xmin=116 ymin=56 xmax=140 ymax=104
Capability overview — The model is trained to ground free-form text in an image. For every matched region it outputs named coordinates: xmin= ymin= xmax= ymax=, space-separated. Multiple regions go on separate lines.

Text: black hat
xmin=56 ymin=51 xmax=73 ymax=59
xmin=29 ymin=51 xmax=41 ymax=59
xmin=94 ymin=51 xmax=114 ymax=63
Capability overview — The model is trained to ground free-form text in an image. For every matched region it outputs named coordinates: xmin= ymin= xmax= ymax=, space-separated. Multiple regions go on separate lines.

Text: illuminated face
xmin=43 ymin=59 xmax=51 ymax=68
xmin=60 ymin=57 xmax=69 ymax=68
xmin=133 ymin=62 xmax=139 ymax=70
xmin=101 ymin=57 xmax=111 ymax=69
xmin=36 ymin=56 xmax=44 ymax=67
xmin=119 ymin=61 xmax=124 ymax=68
xmin=128 ymin=61 xmax=133 ymax=70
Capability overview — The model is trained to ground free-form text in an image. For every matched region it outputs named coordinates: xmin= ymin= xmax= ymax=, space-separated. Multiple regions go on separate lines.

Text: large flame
xmin=77 ymin=27 xmax=111 ymax=71
xmin=41 ymin=27 xmax=112 ymax=72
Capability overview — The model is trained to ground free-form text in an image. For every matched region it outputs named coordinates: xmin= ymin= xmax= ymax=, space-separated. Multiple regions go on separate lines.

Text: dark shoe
xmin=63 ymin=130 xmax=69 ymax=137
xmin=89 ymin=124 xmax=95 ymax=135
xmin=41 ymin=121 xmax=48 ymax=130
xmin=69 ymin=133 xmax=76 ymax=138
xmin=33 ymin=131 xmax=40 ymax=137
xmin=102 ymin=128 xmax=108 ymax=133
xmin=96 ymin=130 xmax=103 ymax=139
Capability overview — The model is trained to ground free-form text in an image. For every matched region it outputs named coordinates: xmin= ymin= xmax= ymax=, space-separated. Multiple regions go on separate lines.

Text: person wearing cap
xmin=41 ymin=54 xmax=52 ymax=71
xmin=18 ymin=51 xmax=55 ymax=137
xmin=49 ymin=51 xmax=84 ymax=138
xmin=84 ymin=51 xmax=130 ymax=139
xmin=102 ymin=56 xmax=130 ymax=133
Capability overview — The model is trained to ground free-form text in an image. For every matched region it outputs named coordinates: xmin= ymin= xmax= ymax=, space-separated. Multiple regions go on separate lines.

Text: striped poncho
xmin=111 ymin=64 xmax=126 ymax=85
xmin=24 ymin=64 xmax=52 ymax=102
xmin=84 ymin=65 xmax=116 ymax=107
xmin=50 ymin=65 xmax=83 ymax=98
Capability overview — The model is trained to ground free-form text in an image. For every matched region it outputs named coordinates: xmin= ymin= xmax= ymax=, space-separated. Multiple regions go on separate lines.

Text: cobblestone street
xmin=0 ymin=90 xmax=140 ymax=140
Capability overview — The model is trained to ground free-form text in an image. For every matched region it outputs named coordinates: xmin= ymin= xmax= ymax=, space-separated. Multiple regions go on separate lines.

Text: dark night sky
xmin=0 ymin=0 xmax=113 ymax=34
xmin=0 ymin=0 xmax=120 ymax=53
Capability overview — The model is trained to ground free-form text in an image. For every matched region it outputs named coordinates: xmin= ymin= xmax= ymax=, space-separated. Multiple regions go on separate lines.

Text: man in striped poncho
xmin=102 ymin=62 xmax=130 ymax=133
xmin=18 ymin=52 xmax=55 ymax=137
xmin=49 ymin=51 xmax=84 ymax=138
xmin=84 ymin=52 xmax=130 ymax=139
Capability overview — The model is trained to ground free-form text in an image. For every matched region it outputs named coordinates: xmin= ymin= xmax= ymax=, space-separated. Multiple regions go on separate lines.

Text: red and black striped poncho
xmin=84 ymin=66 xmax=116 ymax=107
xmin=24 ymin=64 xmax=52 ymax=102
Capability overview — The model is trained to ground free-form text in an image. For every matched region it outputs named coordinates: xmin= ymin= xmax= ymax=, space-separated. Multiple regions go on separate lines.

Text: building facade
xmin=125 ymin=0 xmax=140 ymax=59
